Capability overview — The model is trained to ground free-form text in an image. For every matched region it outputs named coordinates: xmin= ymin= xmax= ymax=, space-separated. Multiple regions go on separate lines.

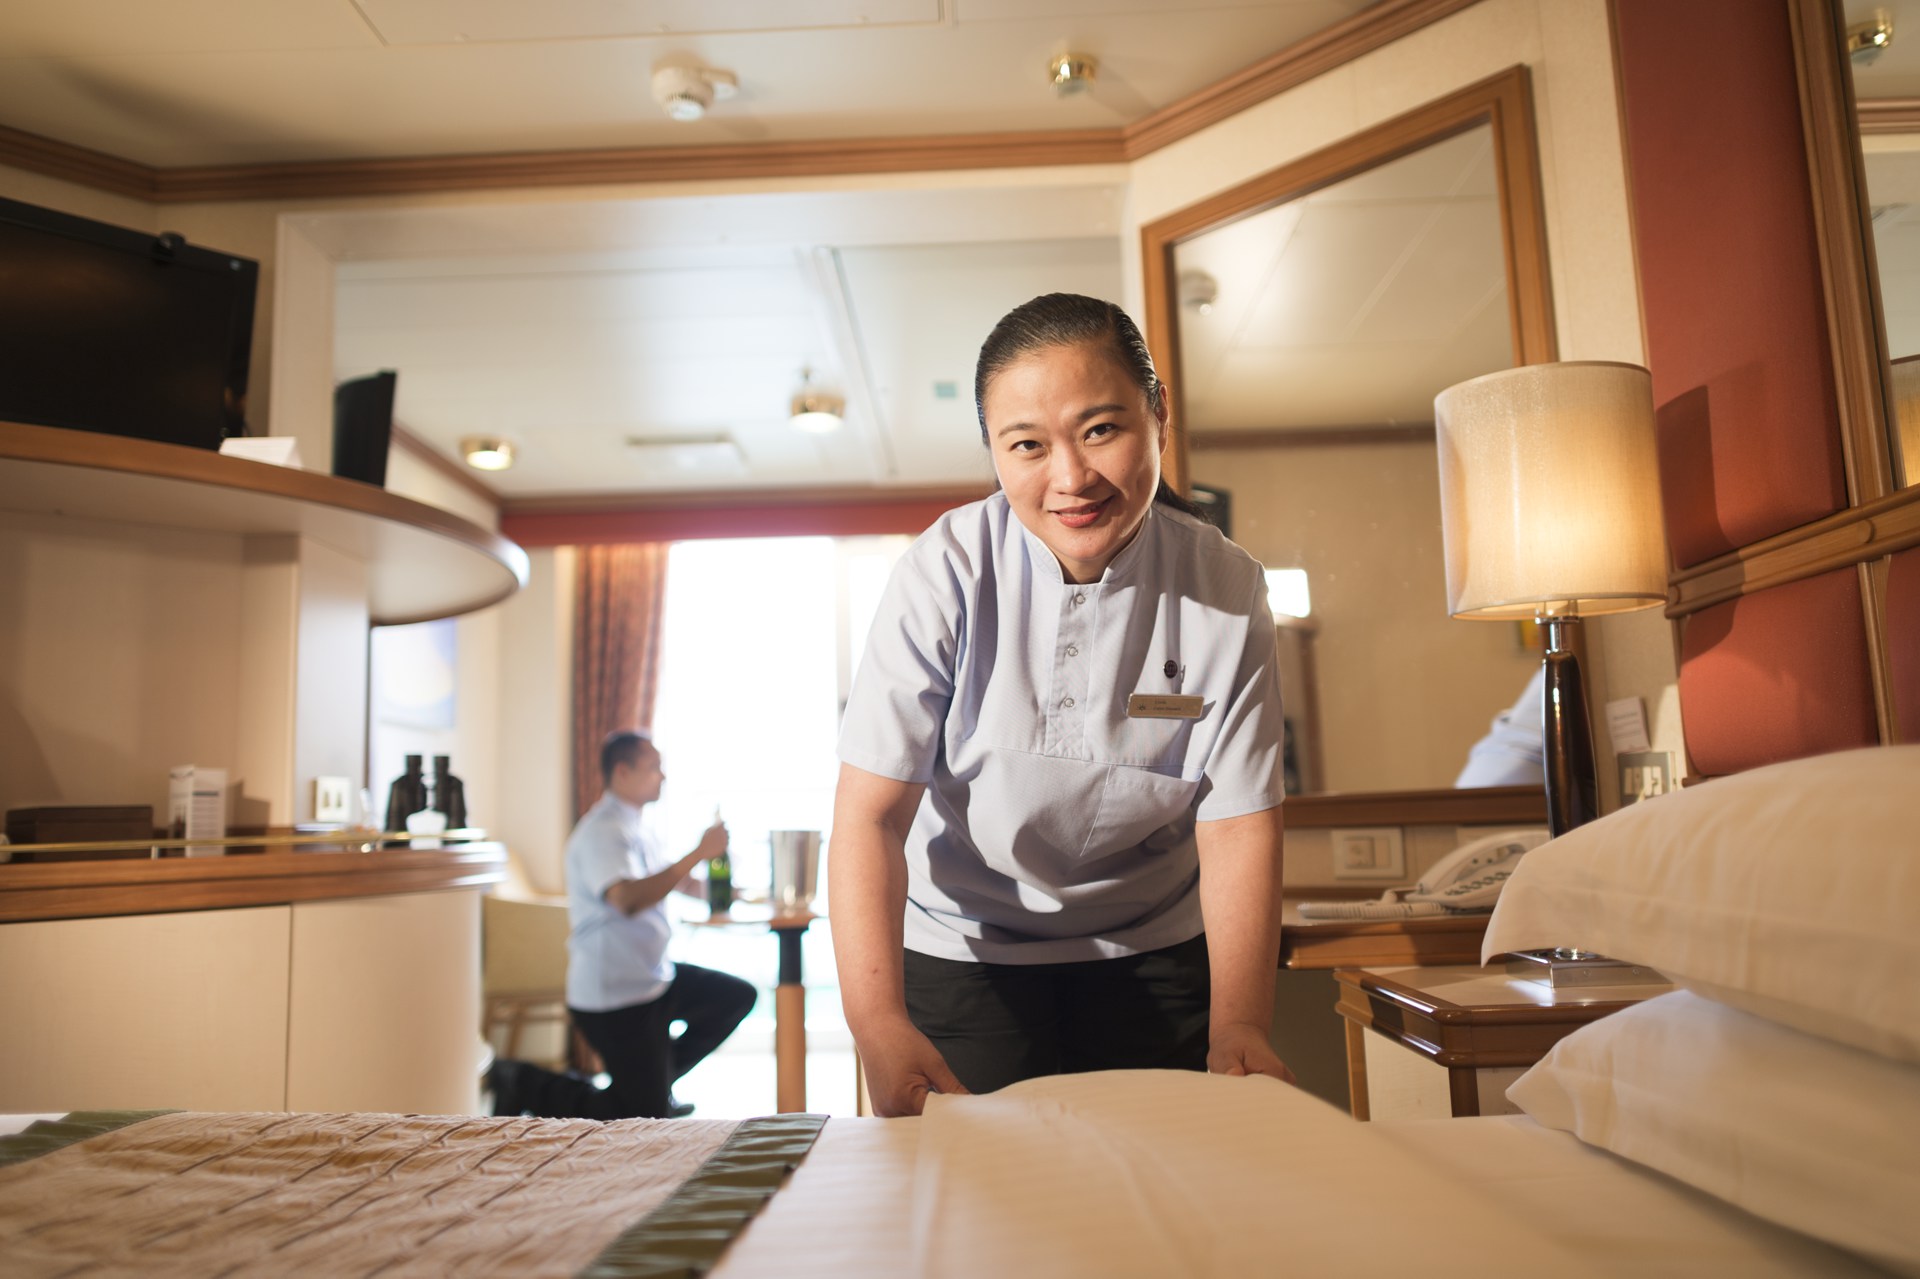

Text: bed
xmin=4 ymin=739 xmax=1916 ymax=1276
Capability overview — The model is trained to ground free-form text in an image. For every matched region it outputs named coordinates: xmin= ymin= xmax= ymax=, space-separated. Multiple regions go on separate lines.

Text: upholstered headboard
xmin=1615 ymin=0 xmax=1917 ymax=776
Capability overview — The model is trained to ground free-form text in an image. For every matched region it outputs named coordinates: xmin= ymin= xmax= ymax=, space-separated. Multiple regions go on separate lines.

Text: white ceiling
xmin=0 ymin=0 xmax=1375 ymax=167
xmin=1173 ymin=125 xmax=1509 ymax=431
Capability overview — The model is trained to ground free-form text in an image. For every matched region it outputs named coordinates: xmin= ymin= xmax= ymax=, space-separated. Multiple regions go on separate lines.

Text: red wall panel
xmin=1616 ymin=0 xmax=1847 ymax=568
xmin=1678 ymin=567 xmax=1877 ymax=776
xmin=1887 ymin=546 xmax=1920 ymax=740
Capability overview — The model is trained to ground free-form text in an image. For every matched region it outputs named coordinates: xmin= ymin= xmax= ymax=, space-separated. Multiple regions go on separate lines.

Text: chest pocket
xmin=1077 ymin=765 xmax=1199 ymax=863
xmin=1100 ymin=699 xmax=1213 ymax=774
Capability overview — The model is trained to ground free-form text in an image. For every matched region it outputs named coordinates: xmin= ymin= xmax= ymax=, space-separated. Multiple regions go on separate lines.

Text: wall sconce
xmin=790 ymin=369 xmax=845 ymax=434
xmin=1433 ymin=362 xmax=1668 ymax=836
xmin=460 ymin=436 xmax=516 ymax=471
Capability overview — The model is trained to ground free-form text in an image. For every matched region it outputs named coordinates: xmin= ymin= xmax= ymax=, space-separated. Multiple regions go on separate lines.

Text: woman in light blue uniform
xmin=832 ymin=293 xmax=1293 ymax=1117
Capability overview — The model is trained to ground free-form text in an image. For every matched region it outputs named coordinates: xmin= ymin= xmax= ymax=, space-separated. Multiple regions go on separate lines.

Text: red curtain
xmin=571 ymin=543 xmax=670 ymax=820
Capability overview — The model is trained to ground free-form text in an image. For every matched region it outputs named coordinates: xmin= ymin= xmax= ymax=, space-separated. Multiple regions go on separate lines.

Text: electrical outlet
xmin=313 ymin=775 xmax=354 ymax=824
xmin=1617 ymin=751 xmax=1674 ymax=805
xmin=1331 ymin=827 xmax=1406 ymax=880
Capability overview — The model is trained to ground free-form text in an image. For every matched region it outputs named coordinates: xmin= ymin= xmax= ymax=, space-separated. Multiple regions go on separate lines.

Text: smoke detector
xmin=1178 ymin=269 xmax=1219 ymax=315
xmin=652 ymin=63 xmax=739 ymax=122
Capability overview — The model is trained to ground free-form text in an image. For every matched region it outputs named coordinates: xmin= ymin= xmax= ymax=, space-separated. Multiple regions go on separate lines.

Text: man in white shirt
xmin=487 ymin=731 xmax=755 ymax=1119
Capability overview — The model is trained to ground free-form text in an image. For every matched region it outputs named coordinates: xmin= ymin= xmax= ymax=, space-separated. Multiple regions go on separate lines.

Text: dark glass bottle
xmin=706 ymin=848 xmax=733 ymax=915
xmin=431 ymin=755 xmax=468 ymax=829
xmin=384 ymin=755 xmax=425 ymax=833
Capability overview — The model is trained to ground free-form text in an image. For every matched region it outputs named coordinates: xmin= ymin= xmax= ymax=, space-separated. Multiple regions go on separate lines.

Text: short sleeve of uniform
xmin=838 ymin=545 xmax=960 ymax=784
xmin=574 ymin=812 xmax=637 ymax=902
xmin=1193 ymin=571 xmax=1286 ymax=822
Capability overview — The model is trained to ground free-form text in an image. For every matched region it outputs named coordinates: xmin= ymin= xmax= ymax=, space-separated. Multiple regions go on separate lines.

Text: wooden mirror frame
xmin=1137 ymin=64 xmax=1558 ymax=826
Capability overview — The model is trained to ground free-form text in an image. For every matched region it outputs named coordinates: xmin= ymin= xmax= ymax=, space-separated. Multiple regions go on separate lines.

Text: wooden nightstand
xmin=1334 ymin=964 xmax=1672 ymax=1121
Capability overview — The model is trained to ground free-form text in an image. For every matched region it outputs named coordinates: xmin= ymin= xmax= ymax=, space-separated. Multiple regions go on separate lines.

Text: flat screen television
xmin=0 ymin=195 xmax=258 ymax=450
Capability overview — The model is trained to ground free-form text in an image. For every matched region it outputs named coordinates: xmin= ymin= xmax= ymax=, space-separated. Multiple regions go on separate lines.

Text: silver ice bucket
xmin=770 ymin=829 xmax=821 ymax=910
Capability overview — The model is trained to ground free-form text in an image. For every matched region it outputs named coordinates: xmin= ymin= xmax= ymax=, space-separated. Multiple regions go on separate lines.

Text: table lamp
xmin=1433 ymin=362 xmax=1668 ymax=837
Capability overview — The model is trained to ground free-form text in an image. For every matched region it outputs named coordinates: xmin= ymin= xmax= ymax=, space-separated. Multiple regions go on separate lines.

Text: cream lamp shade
xmin=1893 ymin=355 xmax=1919 ymax=486
xmin=1434 ymin=361 xmax=1667 ymax=620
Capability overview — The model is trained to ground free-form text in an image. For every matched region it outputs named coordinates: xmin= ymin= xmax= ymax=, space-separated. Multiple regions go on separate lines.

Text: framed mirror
xmin=1846 ymin=0 xmax=1920 ymax=488
xmin=1141 ymin=68 xmax=1558 ymax=803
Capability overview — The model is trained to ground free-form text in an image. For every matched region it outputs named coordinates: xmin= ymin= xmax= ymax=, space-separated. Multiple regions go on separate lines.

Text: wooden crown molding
xmin=500 ymin=483 xmax=993 ymax=547
xmin=1188 ymin=424 xmax=1437 ymax=451
xmin=1858 ymin=97 xmax=1920 ymax=134
xmin=0 ymin=0 xmax=1482 ymax=204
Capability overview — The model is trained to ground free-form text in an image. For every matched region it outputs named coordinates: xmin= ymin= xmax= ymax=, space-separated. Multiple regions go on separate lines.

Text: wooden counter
xmin=0 ymin=844 xmax=507 ymax=923
xmin=1279 ymin=902 xmax=1492 ymax=969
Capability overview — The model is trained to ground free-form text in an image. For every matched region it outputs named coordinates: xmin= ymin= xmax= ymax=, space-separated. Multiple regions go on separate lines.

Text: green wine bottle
xmin=706 ymin=848 xmax=732 ymax=915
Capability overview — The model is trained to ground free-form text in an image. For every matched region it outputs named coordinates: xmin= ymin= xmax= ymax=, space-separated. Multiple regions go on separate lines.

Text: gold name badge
xmin=1127 ymin=693 xmax=1204 ymax=720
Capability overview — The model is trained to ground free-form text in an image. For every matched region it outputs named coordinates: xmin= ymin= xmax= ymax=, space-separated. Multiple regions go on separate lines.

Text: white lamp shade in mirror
xmin=1894 ymin=355 xmax=1920 ymax=488
xmin=1434 ymin=361 xmax=1667 ymax=620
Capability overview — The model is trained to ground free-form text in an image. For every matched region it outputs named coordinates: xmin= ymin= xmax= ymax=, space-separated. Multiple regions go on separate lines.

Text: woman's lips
xmin=1051 ymin=498 xmax=1108 ymax=529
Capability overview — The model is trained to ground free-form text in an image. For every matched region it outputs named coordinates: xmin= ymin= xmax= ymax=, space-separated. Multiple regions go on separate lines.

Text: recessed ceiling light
xmin=460 ymin=436 xmax=515 ymax=471
xmin=790 ymin=368 xmax=845 ymax=433
xmin=1049 ymin=54 xmax=1098 ymax=96
xmin=1847 ymin=10 xmax=1893 ymax=64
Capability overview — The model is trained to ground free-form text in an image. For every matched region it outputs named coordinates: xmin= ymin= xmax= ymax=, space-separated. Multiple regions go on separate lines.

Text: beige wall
xmin=1192 ymin=440 xmax=1538 ymax=793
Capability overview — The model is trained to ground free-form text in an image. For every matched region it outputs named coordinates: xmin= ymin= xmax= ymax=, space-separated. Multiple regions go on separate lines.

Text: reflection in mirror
xmin=1849 ymin=0 xmax=1920 ymax=486
xmin=1172 ymin=123 xmax=1541 ymax=794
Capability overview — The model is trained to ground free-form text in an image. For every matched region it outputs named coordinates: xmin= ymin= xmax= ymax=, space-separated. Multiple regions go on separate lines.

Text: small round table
xmin=699 ymin=903 xmax=820 ymax=1113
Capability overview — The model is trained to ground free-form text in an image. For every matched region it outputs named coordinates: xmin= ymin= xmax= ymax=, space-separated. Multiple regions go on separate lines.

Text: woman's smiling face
xmin=983 ymin=340 xmax=1170 ymax=584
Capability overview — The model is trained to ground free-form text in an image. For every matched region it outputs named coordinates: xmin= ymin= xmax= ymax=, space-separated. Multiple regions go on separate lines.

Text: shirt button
xmin=1063 ymin=697 xmax=1076 ymax=708
xmin=1073 ymin=593 xmax=1085 ymax=605
xmin=1066 ymin=645 xmax=1079 ymax=657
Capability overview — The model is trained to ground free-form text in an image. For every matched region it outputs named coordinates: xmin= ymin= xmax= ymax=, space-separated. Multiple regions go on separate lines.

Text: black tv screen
xmin=0 ymin=195 xmax=258 ymax=450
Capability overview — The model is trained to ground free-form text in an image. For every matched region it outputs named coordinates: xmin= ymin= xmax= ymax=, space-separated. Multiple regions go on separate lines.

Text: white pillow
xmin=1508 ymin=990 xmax=1920 ymax=1277
xmin=1481 ymin=745 xmax=1920 ymax=1062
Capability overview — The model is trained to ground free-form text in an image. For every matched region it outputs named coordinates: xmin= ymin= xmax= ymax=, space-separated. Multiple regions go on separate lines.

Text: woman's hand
xmin=1207 ymin=1020 xmax=1296 ymax=1084
xmin=858 ymin=1016 xmax=970 ymax=1117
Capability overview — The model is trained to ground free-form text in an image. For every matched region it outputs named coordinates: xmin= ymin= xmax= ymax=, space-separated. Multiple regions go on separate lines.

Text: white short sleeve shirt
xmin=564 ymin=791 xmax=676 ymax=1011
xmin=838 ymin=494 xmax=1286 ymax=964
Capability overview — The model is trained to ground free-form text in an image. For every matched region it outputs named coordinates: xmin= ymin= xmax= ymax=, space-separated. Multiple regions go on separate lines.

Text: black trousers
xmin=509 ymin=962 xmax=756 ymax=1119
xmin=902 ymin=933 xmax=1211 ymax=1095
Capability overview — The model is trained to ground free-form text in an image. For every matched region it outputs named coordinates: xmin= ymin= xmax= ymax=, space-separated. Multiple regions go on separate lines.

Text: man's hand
xmin=857 ymin=1016 xmax=970 ymax=1117
xmin=1207 ymin=1020 xmax=1296 ymax=1085
xmin=694 ymin=821 xmax=728 ymax=860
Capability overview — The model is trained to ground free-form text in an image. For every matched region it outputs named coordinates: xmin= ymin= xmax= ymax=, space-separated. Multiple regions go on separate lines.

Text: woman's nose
xmin=1050 ymin=444 xmax=1095 ymax=490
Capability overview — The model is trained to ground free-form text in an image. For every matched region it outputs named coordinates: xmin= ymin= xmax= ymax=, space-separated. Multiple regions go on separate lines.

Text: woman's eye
xmin=1086 ymin=422 xmax=1118 ymax=440
xmin=1008 ymin=439 xmax=1040 ymax=454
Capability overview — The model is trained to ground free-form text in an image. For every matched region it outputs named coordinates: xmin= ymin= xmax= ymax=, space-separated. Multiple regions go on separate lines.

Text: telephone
xmin=1296 ymin=829 xmax=1551 ymax=920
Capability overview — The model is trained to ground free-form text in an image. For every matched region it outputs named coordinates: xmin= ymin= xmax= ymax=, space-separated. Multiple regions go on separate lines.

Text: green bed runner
xmin=579 ymin=1112 xmax=829 ymax=1279
xmin=0 ymin=1109 xmax=178 ymax=1171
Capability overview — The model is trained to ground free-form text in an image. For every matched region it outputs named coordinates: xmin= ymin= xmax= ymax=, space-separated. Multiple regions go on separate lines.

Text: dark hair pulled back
xmin=973 ymin=292 xmax=1202 ymax=517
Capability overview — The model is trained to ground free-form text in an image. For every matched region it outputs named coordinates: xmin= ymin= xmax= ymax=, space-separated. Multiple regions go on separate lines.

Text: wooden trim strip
xmin=1666 ymin=484 xmax=1920 ymax=616
xmin=1117 ymin=0 xmax=1484 ymax=158
xmin=501 ymin=485 xmax=990 ymax=547
xmin=1286 ymin=784 xmax=1547 ymax=828
xmin=1789 ymin=0 xmax=1896 ymax=508
xmin=391 ymin=424 xmax=503 ymax=512
xmin=0 ymin=123 xmax=156 ymax=201
xmin=0 ymin=846 xmax=505 ymax=924
xmin=1858 ymin=97 xmax=1920 ymax=135
xmin=1188 ymin=424 xmax=1436 ymax=450
xmin=146 ymin=131 xmax=1127 ymax=204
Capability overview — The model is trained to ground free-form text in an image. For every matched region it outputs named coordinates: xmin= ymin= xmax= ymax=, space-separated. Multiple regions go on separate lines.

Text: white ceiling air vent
xmin=652 ymin=64 xmax=739 ymax=122
xmin=626 ymin=433 xmax=745 ymax=472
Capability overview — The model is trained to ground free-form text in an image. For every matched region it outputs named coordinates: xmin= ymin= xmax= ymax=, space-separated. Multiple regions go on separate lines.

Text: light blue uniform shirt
xmin=565 ymin=791 xmax=675 ymax=1011
xmin=839 ymin=493 xmax=1286 ymax=964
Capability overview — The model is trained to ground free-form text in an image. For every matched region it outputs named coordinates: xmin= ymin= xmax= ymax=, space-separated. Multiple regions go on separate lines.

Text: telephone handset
xmin=1295 ymin=829 xmax=1551 ymax=920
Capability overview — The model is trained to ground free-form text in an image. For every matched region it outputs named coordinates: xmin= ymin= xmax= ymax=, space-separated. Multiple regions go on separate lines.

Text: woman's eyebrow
xmin=993 ymin=403 xmax=1129 ymax=438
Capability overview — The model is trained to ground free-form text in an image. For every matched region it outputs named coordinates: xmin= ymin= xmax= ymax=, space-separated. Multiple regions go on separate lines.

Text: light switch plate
xmin=1617 ymin=751 xmax=1674 ymax=805
xmin=1331 ymin=827 xmax=1406 ymax=880
xmin=313 ymin=776 xmax=354 ymax=824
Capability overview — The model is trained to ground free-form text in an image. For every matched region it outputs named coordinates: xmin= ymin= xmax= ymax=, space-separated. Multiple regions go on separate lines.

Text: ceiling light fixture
xmin=1178 ymin=269 xmax=1219 ymax=315
xmin=460 ymin=436 xmax=516 ymax=471
xmin=1049 ymin=53 xmax=1098 ymax=97
xmin=1847 ymin=10 xmax=1893 ymax=64
xmin=651 ymin=63 xmax=739 ymax=122
xmin=790 ymin=368 xmax=845 ymax=434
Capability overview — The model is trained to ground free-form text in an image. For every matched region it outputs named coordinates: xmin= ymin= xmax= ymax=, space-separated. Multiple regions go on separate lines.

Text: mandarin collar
xmin=1013 ymin=495 xmax=1159 ymax=587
